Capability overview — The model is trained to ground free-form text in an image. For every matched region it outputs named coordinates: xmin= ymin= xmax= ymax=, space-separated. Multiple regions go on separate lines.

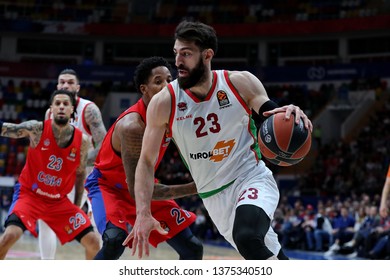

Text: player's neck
xmin=188 ymin=73 xmax=213 ymax=100
xmin=52 ymin=124 xmax=74 ymax=148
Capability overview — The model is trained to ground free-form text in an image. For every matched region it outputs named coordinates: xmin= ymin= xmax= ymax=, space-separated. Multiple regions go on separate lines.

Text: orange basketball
xmin=258 ymin=112 xmax=312 ymax=166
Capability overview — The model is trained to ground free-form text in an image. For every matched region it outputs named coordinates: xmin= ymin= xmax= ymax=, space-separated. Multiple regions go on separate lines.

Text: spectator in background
xmin=325 ymin=206 xmax=355 ymax=256
xmin=313 ymin=206 xmax=334 ymax=252
xmin=343 ymin=205 xmax=381 ymax=258
xmin=281 ymin=208 xmax=304 ymax=250
xmin=301 ymin=205 xmax=316 ymax=251
xmin=366 ymin=216 xmax=390 ymax=259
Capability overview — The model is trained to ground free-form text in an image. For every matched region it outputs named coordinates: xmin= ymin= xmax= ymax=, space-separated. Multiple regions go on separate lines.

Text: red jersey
xmin=18 ymin=119 xmax=82 ymax=200
xmin=89 ymin=98 xmax=195 ymax=247
xmin=95 ymin=98 xmax=170 ymax=188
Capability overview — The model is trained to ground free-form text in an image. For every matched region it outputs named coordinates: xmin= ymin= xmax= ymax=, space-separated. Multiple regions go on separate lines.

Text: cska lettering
xmin=37 ymin=171 xmax=62 ymax=187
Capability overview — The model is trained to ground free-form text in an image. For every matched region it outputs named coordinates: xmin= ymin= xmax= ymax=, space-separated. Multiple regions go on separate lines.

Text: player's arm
xmin=83 ymin=102 xmax=107 ymax=165
xmin=229 ymin=71 xmax=312 ymax=132
xmin=380 ymin=168 xmax=390 ymax=218
xmin=152 ymin=181 xmax=197 ymax=200
xmin=0 ymin=120 xmax=43 ymax=147
xmin=123 ymin=89 xmax=171 ymax=257
xmin=115 ymin=113 xmax=145 ymax=199
xmin=74 ymin=134 xmax=90 ymax=206
xmin=117 ymin=110 xmax=197 ymax=200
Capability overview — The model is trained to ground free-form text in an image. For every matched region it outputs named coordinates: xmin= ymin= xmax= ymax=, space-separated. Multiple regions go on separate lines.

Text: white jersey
xmin=71 ymin=97 xmax=94 ymax=152
xmin=168 ymin=70 xmax=269 ymax=198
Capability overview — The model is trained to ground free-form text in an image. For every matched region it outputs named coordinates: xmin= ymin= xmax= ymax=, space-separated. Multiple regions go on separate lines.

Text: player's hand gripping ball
xmin=258 ymin=112 xmax=312 ymax=166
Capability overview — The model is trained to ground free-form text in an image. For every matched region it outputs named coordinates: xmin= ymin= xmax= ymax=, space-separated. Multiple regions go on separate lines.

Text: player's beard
xmin=54 ymin=116 xmax=70 ymax=126
xmin=177 ymin=57 xmax=206 ymax=89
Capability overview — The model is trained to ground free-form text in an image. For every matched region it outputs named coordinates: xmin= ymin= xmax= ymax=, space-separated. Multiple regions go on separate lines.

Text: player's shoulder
xmin=116 ymin=112 xmax=145 ymax=134
xmin=150 ymin=86 xmax=171 ymax=106
xmin=227 ymin=70 xmax=254 ymax=80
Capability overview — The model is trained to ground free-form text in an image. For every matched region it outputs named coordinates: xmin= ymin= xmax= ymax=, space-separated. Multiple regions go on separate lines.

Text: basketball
xmin=258 ymin=112 xmax=312 ymax=166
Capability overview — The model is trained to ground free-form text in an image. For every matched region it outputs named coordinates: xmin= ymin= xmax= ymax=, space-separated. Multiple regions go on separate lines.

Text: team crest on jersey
xmin=43 ymin=138 xmax=50 ymax=147
xmin=216 ymin=90 xmax=230 ymax=107
xmin=67 ymin=147 xmax=77 ymax=161
xmin=177 ymin=102 xmax=187 ymax=111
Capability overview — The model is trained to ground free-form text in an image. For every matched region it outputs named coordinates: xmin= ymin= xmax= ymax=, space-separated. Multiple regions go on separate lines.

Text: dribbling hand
xmin=122 ymin=215 xmax=168 ymax=259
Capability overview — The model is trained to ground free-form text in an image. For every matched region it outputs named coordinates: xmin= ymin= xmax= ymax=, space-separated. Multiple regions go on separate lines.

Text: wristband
xmin=258 ymin=100 xmax=279 ymax=116
xmin=252 ymin=100 xmax=279 ymax=128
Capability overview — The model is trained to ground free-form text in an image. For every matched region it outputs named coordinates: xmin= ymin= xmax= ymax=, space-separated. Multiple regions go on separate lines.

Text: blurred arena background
xmin=0 ymin=0 xmax=389 ymax=260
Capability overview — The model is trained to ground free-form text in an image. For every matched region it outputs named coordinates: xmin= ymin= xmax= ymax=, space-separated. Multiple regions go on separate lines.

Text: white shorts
xmin=202 ymin=163 xmax=281 ymax=256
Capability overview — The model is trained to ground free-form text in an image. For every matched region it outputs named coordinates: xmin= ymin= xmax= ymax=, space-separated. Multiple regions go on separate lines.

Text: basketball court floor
xmin=5 ymin=232 xmax=243 ymax=260
xmin=4 ymin=231 xmax=359 ymax=260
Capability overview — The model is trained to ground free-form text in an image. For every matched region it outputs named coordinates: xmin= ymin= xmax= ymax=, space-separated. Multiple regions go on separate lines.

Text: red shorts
xmin=95 ymin=184 xmax=196 ymax=247
xmin=10 ymin=186 xmax=92 ymax=245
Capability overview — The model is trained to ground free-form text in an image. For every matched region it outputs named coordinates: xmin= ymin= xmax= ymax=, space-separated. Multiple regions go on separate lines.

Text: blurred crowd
xmin=1 ymin=0 xmax=388 ymax=24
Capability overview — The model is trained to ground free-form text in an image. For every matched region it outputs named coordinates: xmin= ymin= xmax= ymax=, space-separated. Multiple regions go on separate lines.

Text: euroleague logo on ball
xmin=262 ymin=118 xmax=270 ymax=143
xmin=258 ymin=112 xmax=312 ymax=166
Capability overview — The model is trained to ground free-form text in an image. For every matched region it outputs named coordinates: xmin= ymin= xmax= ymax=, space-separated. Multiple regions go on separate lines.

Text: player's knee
xmin=233 ymin=205 xmax=274 ymax=260
xmin=4 ymin=213 xmax=26 ymax=233
xmin=233 ymin=226 xmax=273 ymax=259
xmin=101 ymin=226 xmax=127 ymax=260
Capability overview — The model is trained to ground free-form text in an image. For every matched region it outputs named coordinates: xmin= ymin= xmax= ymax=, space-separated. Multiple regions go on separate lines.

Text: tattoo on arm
xmin=74 ymin=136 xmax=89 ymax=206
xmin=122 ymin=129 xmax=144 ymax=198
xmin=152 ymin=182 xmax=198 ymax=200
xmin=84 ymin=103 xmax=107 ymax=165
xmin=1 ymin=121 xmax=43 ymax=147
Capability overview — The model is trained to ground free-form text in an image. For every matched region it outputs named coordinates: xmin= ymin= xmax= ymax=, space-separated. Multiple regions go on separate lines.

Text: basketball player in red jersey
xmin=85 ymin=56 xmax=203 ymax=259
xmin=40 ymin=69 xmax=106 ymax=259
xmin=0 ymin=90 xmax=100 ymax=259
xmin=379 ymin=165 xmax=390 ymax=218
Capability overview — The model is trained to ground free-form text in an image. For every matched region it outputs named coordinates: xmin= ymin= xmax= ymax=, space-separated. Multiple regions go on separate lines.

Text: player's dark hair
xmin=49 ymin=89 xmax=76 ymax=107
xmin=59 ymin=68 xmax=80 ymax=83
xmin=174 ymin=20 xmax=218 ymax=55
xmin=133 ymin=56 xmax=172 ymax=94
xmin=49 ymin=89 xmax=77 ymax=120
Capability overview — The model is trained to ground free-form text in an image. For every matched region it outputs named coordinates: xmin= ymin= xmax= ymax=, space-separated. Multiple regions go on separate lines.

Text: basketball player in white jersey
xmin=38 ymin=69 xmax=107 ymax=259
xmin=125 ymin=20 xmax=313 ymax=260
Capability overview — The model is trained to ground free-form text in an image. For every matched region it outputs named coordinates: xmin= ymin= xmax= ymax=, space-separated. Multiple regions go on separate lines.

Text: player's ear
xmin=140 ymin=84 xmax=147 ymax=95
xmin=204 ymin=48 xmax=214 ymax=61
